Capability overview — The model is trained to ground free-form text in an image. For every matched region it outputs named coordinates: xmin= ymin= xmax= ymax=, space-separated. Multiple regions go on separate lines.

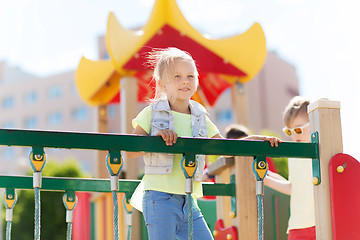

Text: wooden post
xmin=232 ymin=83 xmax=248 ymax=125
xmin=209 ymin=156 xmax=257 ymax=239
xmin=234 ymin=156 xmax=257 ymax=239
xmin=211 ymin=157 xmax=233 ymax=228
xmin=120 ymin=76 xmax=141 ymax=240
xmin=120 ymin=76 xmax=139 ymax=177
xmin=308 ymin=99 xmax=343 ymax=239
xmin=96 ymin=105 xmax=109 ymax=178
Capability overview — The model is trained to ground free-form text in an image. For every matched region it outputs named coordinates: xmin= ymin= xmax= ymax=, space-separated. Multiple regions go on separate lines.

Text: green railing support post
xmin=63 ymin=191 xmax=78 ymax=240
xmin=311 ymin=131 xmax=321 ymax=185
xmin=230 ymin=174 xmax=237 ymax=218
xmin=181 ymin=153 xmax=197 ymax=240
xmin=105 ymin=150 xmax=123 ymax=240
xmin=252 ymin=156 xmax=269 ymax=240
xmin=3 ymin=188 xmax=17 ymax=240
xmin=29 ymin=146 xmax=46 ymax=240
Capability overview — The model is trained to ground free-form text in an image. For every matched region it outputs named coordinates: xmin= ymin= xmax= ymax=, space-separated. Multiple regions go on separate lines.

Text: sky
xmin=1 ymin=0 xmax=360 ymax=159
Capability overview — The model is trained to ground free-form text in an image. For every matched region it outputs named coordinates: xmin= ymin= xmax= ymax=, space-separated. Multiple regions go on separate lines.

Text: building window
xmin=24 ymin=117 xmax=38 ymax=129
xmin=2 ymin=121 xmax=15 ymax=128
xmin=2 ymin=96 xmax=14 ymax=109
xmin=108 ymin=104 xmax=118 ymax=118
xmin=47 ymin=112 xmax=63 ymax=125
xmin=24 ymin=91 xmax=37 ymax=105
xmin=72 ymin=106 xmax=89 ymax=121
xmin=103 ymin=52 xmax=110 ymax=60
xmin=23 ymin=147 xmax=32 ymax=155
xmin=2 ymin=147 xmax=14 ymax=159
xmin=71 ymin=83 xmax=79 ymax=96
xmin=48 ymin=85 xmax=63 ymax=99
xmin=215 ymin=109 xmax=233 ymax=123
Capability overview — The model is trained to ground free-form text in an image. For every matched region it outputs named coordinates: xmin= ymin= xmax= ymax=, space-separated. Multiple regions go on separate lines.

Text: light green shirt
xmin=133 ymin=105 xmax=219 ymax=197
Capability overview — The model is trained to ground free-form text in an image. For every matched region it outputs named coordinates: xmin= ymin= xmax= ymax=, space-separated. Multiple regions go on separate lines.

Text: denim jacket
xmin=144 ymin=99 xmax=208 ymax=181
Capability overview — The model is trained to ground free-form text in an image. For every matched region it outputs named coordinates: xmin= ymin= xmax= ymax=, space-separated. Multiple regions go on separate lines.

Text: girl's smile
xmin=164 ymin=59 xmax=198 ymax=103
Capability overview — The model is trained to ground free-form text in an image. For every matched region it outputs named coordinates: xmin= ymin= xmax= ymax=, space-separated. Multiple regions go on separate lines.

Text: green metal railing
xmin=0 ymin=129 xmax=317 ymax=158
xmin=0 ymin=175 xmax=233 ymax=197
xmin=0 ymin=128 xmax=319 ymax=240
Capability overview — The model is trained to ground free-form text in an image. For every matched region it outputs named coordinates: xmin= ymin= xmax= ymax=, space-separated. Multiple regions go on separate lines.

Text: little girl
xmin=126 ymin=47 xmax=281 ymax=240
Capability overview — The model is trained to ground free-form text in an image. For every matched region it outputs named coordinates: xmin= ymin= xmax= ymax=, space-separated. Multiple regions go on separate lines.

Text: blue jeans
xmin=143 ymin=190 xmax=214 ymax=240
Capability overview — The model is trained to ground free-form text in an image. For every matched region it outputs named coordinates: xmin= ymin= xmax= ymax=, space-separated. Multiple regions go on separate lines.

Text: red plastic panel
xmin=109 ymin=66 xmax=235 ymax=106
xmin=124 ymin=24 xmax=247 ymax=77
xmin=72 ymin=192 xmax=91 ymax=240
xmin=329 ymin=153 xmax=360 ymax=240
xmin=109 ymin=70 xmax=156 ymax=103
xmin=214 ymin=219 xmax=238 ymax=240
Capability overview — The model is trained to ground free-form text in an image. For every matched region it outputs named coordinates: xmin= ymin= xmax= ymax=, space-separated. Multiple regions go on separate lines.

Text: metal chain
xmin=66 ymin=222 xmax=72 ymax=240
xmin=112 ymin=191 xmax=119 ymax=240
xmin=123 ymin=195 xmax=134 ymax=240
xmin=127 ymin=224 xmax=132 ymax=240
xmin=187 ymin=193 xmax=193 ymax=240
xmin=257 ymin=195 xmax=264 ymax=240
xmin=6 ymin=221 xmax=12 ymax=240
xmin=34 ymin=187 xmax=41 ymax=240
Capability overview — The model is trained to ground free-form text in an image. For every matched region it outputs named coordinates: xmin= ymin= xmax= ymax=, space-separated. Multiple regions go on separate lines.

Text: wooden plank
xmin=97 ymin=105 xmax=109 ymax=178
xmin=215 ymin=166 xmax=233 ymax=229
xmin=120 ymin=76 xmax=141 ymax=240
xmin=208 ymin=156 xmax=234 ymax=176
xmin=308 ymin=99 xmax=343 ymax=240
xmin=232 ymin=84 xmax=248 ymax=125
xmin=234 ymin=156 xmax=257 ymax=239
xmin=120 ymin=76 xmax=139 ymax=178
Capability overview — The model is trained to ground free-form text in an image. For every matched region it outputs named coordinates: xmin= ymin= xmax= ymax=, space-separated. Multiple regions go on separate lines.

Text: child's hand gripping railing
xmin=0 ymin=128 xmax=320 ymax=240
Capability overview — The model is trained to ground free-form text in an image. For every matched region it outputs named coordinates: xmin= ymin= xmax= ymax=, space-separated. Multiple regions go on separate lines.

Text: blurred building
xmin=0 ymin=38 xmax=298 ymax=176
xmin=210 ymin=51 xmax=299 ymax=136
xmin=0 ymin=61 xmax=117 ymax=175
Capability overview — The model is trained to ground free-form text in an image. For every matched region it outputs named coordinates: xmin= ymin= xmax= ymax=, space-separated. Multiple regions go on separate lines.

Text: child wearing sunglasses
xmin=264 ymin=96 xmax=316 ymax=240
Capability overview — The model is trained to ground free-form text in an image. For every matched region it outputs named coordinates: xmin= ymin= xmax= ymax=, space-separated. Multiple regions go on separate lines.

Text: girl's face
xmin=162 ymin=59 xmax=198 ymax=102
xmin=288 ymin=114 xmax=311 ymax=143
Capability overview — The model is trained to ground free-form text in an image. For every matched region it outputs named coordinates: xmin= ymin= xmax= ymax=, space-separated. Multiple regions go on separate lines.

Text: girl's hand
xmin=244 ymin=135 xmax=282 ymax=147
xmin=263 ymin=136 xmax=282 ymax=147
xmin=156 ymin=129 xmax=178 ymax=146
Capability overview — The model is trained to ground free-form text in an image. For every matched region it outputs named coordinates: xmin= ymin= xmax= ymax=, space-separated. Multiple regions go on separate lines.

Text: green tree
xmin=6 ymin=159 xmax=85 ymax=240
xmin=271 ymin=157 xmax=289 ymax=179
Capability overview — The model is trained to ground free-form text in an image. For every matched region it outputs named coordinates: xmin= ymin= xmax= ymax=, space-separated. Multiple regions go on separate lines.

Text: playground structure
xmin=0 ymin=100 xmax=360 ymax=239
xmin=2 ymin=0 xmax=360 ymax=239
xmin=1 ymin=98 xmax=360 ymax=240
xmin=75 ymin=1 xmax=270 ymax=237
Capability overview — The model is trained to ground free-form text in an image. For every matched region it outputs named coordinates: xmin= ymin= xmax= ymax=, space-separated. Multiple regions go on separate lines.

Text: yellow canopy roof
xmin=76 ymin=0 xmax=267 ymax=106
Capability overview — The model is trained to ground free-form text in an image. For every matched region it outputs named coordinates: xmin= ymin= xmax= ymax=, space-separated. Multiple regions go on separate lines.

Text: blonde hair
xmin=147 ymin=47 xmax=198 ymax=101
xmin=283 ymin=96 xmax=310 ymax=126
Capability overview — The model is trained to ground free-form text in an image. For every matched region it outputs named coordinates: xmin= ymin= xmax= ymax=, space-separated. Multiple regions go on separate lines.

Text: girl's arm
xmin=264 ymin=173 xmax=291 ymax=195
xmin=267 ymin=170 xmax=287 ymax=180
xmin=211 ymin=134 xmax=282 ymax=147
xmin=125 ymin=125 xmax=148 ymax=159
xmin=243 ymin=135 xmax=282 ymax=147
